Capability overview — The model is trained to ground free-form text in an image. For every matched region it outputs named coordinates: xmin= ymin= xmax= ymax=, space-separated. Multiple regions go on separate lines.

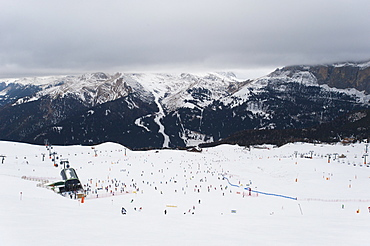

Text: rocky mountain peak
xmin=276 ymin=61 xmax=370 ymax=94
xmin=0 ymin=61 xmax=369 ymax=149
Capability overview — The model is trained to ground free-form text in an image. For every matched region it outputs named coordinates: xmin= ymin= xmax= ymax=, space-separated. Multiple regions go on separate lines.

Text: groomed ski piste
xmin=1 ymin=141 xmax=370 ymax=245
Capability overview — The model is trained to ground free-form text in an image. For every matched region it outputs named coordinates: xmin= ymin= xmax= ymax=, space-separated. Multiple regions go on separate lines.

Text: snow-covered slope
xmin=334 ymin=60 xmax=370 ymax=69
xmin=1 ymin=140 xmax=370 ymax=245
xmin=2 ymin=67 xmax=369 ymax=113
xmin=0 ymin=61 xmax=369 ymax=148
xmin=1 ymin=72 xmax=243 ymax=109
xmin=226 ymin=67 xmax=370 ymax=108
xmin=2 ymin=60 xmax=370 ymax=110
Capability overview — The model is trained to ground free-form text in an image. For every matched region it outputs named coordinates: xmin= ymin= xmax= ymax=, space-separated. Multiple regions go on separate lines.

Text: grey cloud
xmin=1 ymin=0 xmax=370 ymax=79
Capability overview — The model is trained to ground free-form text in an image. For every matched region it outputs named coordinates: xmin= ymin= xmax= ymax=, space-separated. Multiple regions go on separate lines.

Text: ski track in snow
xmin=134 ymin=114 xmax=151 ymax=132
xmin=153 ymin=93 xmax=170 ymax=148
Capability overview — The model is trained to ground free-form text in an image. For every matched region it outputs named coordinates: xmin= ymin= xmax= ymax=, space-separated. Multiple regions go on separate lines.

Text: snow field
xmin=1 ymin=141 xmax=370 ymax=245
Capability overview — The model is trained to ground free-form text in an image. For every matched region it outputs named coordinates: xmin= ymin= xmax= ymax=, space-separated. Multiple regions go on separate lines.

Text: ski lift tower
xmin=294 ymin=151 xmax=298 ymax=158
xmin=363 ymin=154 xmax=368 ymax=165
xmin=309 ymin=151 xmax=314 ymax=159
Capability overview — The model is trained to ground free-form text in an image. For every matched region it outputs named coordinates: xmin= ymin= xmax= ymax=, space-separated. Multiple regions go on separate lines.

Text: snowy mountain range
xmin=0 ymin=61 xmax=369 ymax=148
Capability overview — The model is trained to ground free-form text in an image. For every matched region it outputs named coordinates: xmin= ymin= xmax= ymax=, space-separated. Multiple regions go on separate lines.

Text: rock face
xmin=0 ymin=61 xmax=369 ymax=149
xmin=281 ymin=61 xmax=370 ymax=94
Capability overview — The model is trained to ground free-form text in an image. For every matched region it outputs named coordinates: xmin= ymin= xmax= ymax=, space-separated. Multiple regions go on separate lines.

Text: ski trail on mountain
xmin=153 ymin=93 xmax=170 ymax=148
xmin=134 ymin=114 xmax=151 ymax=132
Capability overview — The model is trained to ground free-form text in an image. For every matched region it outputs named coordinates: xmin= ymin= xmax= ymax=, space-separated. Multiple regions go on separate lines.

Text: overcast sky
xmin=1 ymin=0 xmax=370 ymax=79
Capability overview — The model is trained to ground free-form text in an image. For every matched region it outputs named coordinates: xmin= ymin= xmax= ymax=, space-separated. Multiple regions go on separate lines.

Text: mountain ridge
xmin=1 ymin=60 xmax=369 ymax=148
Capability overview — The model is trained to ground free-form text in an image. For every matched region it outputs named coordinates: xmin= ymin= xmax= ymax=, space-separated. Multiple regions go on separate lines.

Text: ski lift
xmin=59 ymin=168 xmax=83 ymax=193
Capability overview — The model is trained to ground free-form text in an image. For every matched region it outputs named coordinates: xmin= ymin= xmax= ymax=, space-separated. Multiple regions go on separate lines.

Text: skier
xmin=121 ymin=207 xmax=127 ymax=215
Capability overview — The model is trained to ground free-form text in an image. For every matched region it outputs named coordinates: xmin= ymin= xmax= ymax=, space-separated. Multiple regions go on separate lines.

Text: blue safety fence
xmin=222 ymin=176 xmax=297 ymax=200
